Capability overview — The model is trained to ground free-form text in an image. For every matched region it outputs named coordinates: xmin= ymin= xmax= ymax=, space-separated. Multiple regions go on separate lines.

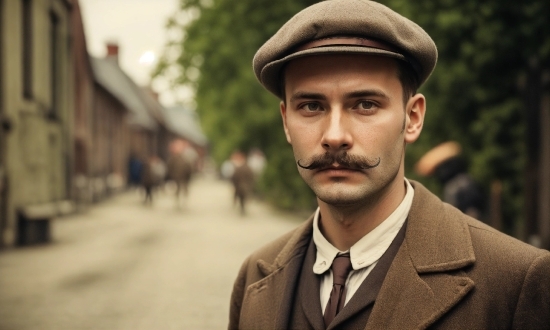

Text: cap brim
xmin=260 ymin=46 xmax=407 ymax=98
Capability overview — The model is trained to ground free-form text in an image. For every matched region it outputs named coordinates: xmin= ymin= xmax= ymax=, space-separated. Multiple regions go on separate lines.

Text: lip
xmin=316 ymin=166 xmax=358 ymax=174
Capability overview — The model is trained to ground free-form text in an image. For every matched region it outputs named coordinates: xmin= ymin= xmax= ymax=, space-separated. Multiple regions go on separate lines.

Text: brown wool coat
xmin=229 ymin=181 xmax=550 ymax=330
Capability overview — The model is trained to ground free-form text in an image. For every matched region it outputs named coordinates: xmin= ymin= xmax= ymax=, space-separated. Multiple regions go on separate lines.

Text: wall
xmin=0 ymin=0 xmax=73 ymax=246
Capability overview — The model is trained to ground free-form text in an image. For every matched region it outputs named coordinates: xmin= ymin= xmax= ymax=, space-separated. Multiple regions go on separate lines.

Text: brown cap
xmin=253 ymin=0 xmax=438 ymax=99
xmin=415 ymin=141 xmax=462 ymax=176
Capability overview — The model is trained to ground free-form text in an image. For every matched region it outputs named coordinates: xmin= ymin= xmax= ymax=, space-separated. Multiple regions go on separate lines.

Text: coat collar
xmin=256 ymin=215 xmax=314 ymax=277
xmin=366 ymin=181 xmax=476 ymax=330
xmin=248 ymin=180 xmax=477 ymax=330
xmin=405 ymin=180 xmax=476 ymax=272
xmin=242 ymin=215 xmax=314 ymax=329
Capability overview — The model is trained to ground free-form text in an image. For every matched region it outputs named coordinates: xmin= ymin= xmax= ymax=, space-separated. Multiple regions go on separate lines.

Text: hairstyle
xmin=396 ymin=59 xmax=420 ymax=106
xmin=280 ymin=57 xmax=420 ymax=107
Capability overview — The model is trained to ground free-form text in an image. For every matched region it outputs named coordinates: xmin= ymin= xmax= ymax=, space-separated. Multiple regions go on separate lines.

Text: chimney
xmin=105 ymin=42 xmax=119 ymax=64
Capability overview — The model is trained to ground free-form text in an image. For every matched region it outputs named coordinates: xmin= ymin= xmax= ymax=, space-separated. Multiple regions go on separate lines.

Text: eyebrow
xmin=289 ymin=92 xmax=326 ymax=103
xmin=289 ymin=89 xmax=390 ymax=103
xmin=345 ymin=89 xmax=390 ymax=101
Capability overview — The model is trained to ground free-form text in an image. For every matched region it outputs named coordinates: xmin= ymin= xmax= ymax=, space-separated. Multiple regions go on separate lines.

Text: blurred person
xmin=230 ymin=151 xmax=255 ymax=215
xmin=141 ymin=156 xmax=158 ymax=205
xmin=167 ymin=141 xmax=194 ymax=206
xmin=150 ymin=155 xmax=167 ymax=188
xmin=229 ymin=1 xmax=550 ymax=329
xmin=127 ymin=153 xmax=143 ymax=187
xmin=415 ymin=141 xmax=485 ymax=220
xmin=181 ymin=141 xmax=200 ymax=173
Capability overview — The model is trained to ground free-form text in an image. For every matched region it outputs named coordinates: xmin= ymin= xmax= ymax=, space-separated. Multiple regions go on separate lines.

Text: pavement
xmin=0 ymin=174 xmax=305 ymax=330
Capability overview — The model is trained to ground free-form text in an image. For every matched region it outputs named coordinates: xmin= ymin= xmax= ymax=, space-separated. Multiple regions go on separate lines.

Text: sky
xmin=79 ymin=0 xmax=181 ymax=106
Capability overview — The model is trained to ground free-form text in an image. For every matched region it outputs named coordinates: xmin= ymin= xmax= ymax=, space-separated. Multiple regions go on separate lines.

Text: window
xmin=22 ymin=0 xmax=32 ymax=99
xmin=49 ymin=10 xmax=59 ymax=117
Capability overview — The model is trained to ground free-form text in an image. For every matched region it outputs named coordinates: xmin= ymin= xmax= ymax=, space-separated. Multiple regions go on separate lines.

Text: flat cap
xmin=253 ymin=0 xmax=438 ymax=99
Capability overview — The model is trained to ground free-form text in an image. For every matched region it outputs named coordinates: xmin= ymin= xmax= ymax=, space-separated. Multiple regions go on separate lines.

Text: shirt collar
xmin=313 ymin=179 xmax=414 ymax=274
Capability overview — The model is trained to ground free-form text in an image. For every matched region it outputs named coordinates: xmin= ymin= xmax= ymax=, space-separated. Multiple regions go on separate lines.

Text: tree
xmin=155 ymin=0 xmax=319 ymax=210
xmin=156 ymin=0 xmax=550 ymax=232
xmin=383 ymin=0 xmax=550 ymax=235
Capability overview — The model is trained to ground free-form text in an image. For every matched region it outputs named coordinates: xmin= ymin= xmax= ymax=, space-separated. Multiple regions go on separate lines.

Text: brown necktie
xmin=324 ymin=253 xmax=353 ymax=327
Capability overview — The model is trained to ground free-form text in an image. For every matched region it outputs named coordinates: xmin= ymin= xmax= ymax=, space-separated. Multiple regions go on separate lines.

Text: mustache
xmin=296 ymin=151 xmax=381 ymax=170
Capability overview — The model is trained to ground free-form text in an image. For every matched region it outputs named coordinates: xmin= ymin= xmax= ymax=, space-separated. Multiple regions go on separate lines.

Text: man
xmin=140 ymin=155 xmax=167 ymax=205
xmin=167 ymin=140 xmax=194 ymax=206
xmin=230 ymin=151 xmax=256 ymax=215
xmin=229 ymin=1 xmax=550 ymax=330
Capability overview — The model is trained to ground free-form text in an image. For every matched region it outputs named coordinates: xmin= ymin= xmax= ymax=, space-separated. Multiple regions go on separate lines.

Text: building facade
xmin=0 ymin=0 xmax=74 ymax=247
xmin=0 ymin=0 xmax=210 ymax=248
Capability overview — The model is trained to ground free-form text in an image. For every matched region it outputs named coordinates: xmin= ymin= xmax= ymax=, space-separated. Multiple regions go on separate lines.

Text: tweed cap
xmin=253 ymin=0 xmax=438 ymax=98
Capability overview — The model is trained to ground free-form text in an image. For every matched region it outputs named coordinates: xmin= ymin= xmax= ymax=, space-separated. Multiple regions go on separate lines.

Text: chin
xmin=315 ymin=189 xmax=368 ymax=207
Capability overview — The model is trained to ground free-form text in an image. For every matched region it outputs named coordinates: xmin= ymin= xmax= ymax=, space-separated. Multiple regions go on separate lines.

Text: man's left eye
xmin=358 ymin=101 xmax=374 ymax=110
xmin=305 ymin=103 xmax=320 ymax=111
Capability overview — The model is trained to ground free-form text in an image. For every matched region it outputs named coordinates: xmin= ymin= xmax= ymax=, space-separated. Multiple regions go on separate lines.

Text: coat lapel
xmin=365 ymin=181 xmax=476 ymax=330
xmin=240 ymin=217 xmax=314 ymax=330
xmin=298 ymin=238 xmax=325 ymax=330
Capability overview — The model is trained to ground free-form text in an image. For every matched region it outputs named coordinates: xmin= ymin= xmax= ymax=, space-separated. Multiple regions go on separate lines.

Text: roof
xmin=91 ymin=57 xmax=157 ymax=130
xmin=140 ymin=86 xmax=166 ymax=126
xmin=162 ymin=106 xmax=208 ymax=147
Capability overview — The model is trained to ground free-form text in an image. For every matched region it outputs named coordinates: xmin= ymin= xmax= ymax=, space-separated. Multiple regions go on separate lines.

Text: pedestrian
xmin=181 ymin=141 xmax=199 ymax=173
xmin=230 ymin=151 xmax=255 ymax=215
xmin=127 ymin=153 xmax=143 ymax=188
xmin=415 ymin=141 xmax=485 ymax=220
xmin=150 ymin=155 xmax=167 ymax=188
xmin=167 ymin=146 xmax=193 ymax=206
xmin=141 ymin=156 xmax=157 ymax=205
xmin=229 ymin=1 xmax=550 ymax=329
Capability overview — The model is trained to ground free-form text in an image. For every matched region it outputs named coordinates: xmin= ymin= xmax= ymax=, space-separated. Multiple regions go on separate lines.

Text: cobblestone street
xmin=0 ymin=174 xmax=304 ymax=330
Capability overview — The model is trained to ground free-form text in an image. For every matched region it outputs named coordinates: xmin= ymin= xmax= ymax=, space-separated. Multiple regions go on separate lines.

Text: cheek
xmin=351 ymin=116 xmax=403 ymax=151
xmin=286 ymin=119 xmax=318 ymax=144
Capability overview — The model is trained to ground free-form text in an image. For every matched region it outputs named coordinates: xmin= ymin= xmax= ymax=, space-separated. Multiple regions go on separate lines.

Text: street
xmin=0 ymin=174 xmax=304 ymax=330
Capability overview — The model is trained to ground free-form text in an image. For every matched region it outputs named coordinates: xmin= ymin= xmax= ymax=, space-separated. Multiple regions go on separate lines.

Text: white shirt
xmin=313 ymin=179 xmax=414 ymax=311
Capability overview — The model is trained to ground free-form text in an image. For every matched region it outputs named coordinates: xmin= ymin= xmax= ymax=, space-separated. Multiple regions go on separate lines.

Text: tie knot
xmin=331 ymin=253 xmax=353 ymax=285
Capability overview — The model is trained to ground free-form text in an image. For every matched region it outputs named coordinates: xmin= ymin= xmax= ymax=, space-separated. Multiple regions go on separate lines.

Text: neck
xmin=318 ymin=177 xmax=406 ymax=251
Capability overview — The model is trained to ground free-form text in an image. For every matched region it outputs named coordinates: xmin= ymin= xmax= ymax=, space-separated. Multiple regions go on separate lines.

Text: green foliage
xmin=382 ymin=0 xmax=549 ymax=233
xmin=155 ymin=0 xmax=550 ymax=224
xmin=155 ymin=0 xmax=318 ymax=210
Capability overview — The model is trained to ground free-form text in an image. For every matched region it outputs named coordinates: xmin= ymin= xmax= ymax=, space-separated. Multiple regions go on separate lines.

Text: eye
xmin=353 ymin=100 xmax=378 ymax=114
xmin=357 ymin=101 xmax=375 ymax=110
xmin=300 ymin=102 xmax=322 ymax=112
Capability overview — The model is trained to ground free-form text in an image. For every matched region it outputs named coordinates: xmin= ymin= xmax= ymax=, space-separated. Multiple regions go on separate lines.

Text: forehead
xmin=283 ymin=54 xmax=401 ymax=98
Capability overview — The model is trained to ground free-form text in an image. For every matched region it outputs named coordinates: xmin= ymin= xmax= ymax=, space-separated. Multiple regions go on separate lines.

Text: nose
xmin=321 ymin=110 xmax=352 ymax=152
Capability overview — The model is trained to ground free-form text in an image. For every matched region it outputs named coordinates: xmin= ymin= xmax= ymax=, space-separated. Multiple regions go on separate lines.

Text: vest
xmin=288 ymin=222 xmax=407 ymax=330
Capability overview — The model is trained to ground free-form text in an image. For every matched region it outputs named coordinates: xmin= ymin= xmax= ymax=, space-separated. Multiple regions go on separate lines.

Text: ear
xmin=280 ymin=101 xmax=292 ymax=144
xmin=404 ymin=93 xmax=426 ymax=144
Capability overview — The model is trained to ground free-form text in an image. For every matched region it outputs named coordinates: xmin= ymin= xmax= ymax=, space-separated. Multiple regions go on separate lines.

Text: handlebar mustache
xmin=297 ymin=151 xmax=380 ymax=170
